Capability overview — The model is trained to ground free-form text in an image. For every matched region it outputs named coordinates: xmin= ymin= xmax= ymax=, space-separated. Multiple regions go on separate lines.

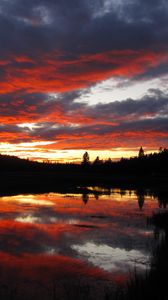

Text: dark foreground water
xmin=0 ymin=188 xmax=166 ymax=299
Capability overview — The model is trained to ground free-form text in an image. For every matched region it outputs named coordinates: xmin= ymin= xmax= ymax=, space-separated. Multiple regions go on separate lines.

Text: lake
xmin=0 ymin=187 xmax=166 ymax=299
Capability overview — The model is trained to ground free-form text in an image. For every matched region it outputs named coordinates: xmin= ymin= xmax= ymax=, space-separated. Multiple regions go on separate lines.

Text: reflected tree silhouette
xmin=82 ymin=193 xmax=89 ymax=204
xmin=136 ymin=189 xmax=145 ymax=210
xmin=94 ymin=193 xmax=99 ymax=200
xmin=120 ymin=190 xmax=126 ymax=197
xmin=157 ymin=193 xmax=168 ymax=209
xmin=137 ymin=194 xmax=145 ymax=210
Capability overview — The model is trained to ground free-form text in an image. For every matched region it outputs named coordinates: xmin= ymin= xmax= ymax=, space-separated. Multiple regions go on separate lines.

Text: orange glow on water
xmin=0 ymin=189 xmax=165 ymax=299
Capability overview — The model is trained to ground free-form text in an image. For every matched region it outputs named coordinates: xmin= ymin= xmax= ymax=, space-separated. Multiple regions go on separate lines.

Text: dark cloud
xmin=0 ymin=89 xmax=164 ymax=148
xmin=0 ymin=1 xmax=168 ymax=93
xmin=0 ymin=0 xmax=168 ymax=151
xmin=27 ymin=117 xmax=168 ymax=143
xmin=0 ymin=0 xmax=167 ymax=64
xmin=83 ymin=90 xmax=168 ymax=120
xmin=0 ymin=89 xmax=168 ymax=144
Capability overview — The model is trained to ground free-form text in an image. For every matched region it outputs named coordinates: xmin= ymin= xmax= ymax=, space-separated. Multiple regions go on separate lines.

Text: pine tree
xmin=82 ymin=151 xmax=90 ymax=165
xmin=138 ymin=146 xmax=144 ymax=158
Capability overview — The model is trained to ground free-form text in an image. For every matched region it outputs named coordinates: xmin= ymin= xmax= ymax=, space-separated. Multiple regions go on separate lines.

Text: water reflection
xmin=0 ymin=188 xmax=167 ymax=299
xmin=82 ymin=193 xmax=89 ymax=204
xmin=136 ymin=189 xmax=145 ymax=210
xmin=72 ymin=242 xmax=148 ymax=272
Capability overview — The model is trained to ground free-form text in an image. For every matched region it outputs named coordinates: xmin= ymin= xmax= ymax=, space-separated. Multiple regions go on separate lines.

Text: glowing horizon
xmin=0 ymin=142 xmax=159 ymax=163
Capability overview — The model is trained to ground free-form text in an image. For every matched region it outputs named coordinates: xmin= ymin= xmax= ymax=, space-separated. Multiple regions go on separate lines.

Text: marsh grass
xmin=115 ymin=211 xmax=168 ymax=300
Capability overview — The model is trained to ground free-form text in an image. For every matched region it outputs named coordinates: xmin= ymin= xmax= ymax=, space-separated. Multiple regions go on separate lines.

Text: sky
xmin=0 ymin=0 xmax=168 ymax=162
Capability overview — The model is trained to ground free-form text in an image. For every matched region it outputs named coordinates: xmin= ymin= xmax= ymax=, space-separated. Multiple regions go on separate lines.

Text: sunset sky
xmin=0 ymin=0 xmax=168 ymax=162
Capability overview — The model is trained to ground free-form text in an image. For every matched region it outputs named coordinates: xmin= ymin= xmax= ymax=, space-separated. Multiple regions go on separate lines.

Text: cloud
xmin=0 ymin=50 xmax=166 ymax=95
xmin=0 ymin=0 xmax=168 ymax=155
xmin=0 ymin=0 xmax=167 ymax=94
xmin=0 ymin=0 xmax=167 ymax=54
xmin=0 ymin=88 xmax=167 ymax=147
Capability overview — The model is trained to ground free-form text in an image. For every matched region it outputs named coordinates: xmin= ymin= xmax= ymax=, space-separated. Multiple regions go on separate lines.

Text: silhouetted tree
xmin=138 ymin=146 xmax=144 ymax=158
xmin=107 ymin=158 xmax=112 ymax=164
xmin=93 ymin=156 xmax=100 ymax=164
xmin=93 ymin=156 xmax=103 ymax=165
xmin=82 ymin=151 xmax=90 ymax=165
xmin=159 ymin=147 xmax=164 ymax=153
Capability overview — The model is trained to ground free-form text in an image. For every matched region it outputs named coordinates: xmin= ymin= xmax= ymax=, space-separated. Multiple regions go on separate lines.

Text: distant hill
xmin=0 ymin=154 xmax=42 ymax=171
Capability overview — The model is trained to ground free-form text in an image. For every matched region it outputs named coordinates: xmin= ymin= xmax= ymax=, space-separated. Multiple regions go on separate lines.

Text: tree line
xmin=0 ymin=147 xmax=168 ymax=176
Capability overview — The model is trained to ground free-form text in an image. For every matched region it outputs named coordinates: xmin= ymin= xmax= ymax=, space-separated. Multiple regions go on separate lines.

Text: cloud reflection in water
xmin=0 ymin=188 xmax=163 ymax=299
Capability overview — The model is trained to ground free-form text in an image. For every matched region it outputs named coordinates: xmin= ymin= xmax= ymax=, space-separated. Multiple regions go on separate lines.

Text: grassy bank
xmin=115 ymin=211 xmax=168 ymax=300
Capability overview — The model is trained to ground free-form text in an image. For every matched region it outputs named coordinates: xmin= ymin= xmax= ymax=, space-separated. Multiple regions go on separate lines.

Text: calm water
xmin=0 ymin=188 xmax=166 ymax=299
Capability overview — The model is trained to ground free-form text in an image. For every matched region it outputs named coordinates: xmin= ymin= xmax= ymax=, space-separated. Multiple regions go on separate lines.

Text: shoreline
xmin=0 ymin=171 xmax=167 ymax=196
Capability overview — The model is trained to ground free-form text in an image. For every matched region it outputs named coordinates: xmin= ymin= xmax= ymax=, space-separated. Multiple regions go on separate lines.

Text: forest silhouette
xmin=0 ymin=147 xmax=167 ymax=194
xmin=0 ymin=147 xmax=168 ymax=173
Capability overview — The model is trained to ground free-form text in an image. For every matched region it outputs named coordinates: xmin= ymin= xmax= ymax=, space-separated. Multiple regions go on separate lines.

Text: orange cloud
xmin=0 ymin=132 xmax=30 ymax=142
xmin=41 ymin=131 xmax=168 ymax=150
xmin=0 ymin=49 xmax=167 ymax=94
xmin=0 ymin=48 xmax=167 ymax=159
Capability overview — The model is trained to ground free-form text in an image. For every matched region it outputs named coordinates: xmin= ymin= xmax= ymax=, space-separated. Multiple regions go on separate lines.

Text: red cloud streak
xmin=0 ymin=49 xmax=167 ymax=94
xmin=37 ymin=131 xmax=168 ymax=150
